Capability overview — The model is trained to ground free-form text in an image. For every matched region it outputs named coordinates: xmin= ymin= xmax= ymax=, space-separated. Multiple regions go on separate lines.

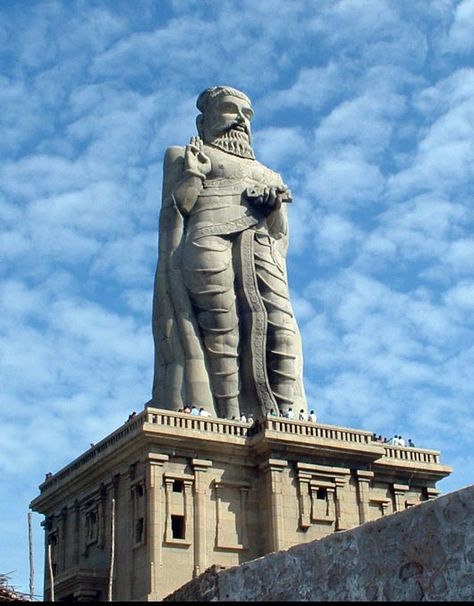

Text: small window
xmin=171 ymin=515 xmax=185 ymax=539
xmin=135 ymin=484 xmax=144 ymax=497
xmin=85 ymin=510 xmax=98 ymax=544
xmin=173 ymin=480 xmax=184 ymax=493
xmin=135 ymin=517 xmax=144 ymax=543
xmin=317 ymin=487 xmax=327 ymax=500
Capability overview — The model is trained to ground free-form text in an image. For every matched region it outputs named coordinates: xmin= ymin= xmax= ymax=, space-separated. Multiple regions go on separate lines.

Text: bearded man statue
xmin=152 ymin=85 xmax=307 ymax=420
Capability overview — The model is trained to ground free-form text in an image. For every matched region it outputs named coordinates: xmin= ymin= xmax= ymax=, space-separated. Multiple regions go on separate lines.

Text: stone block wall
xmin=164 ymin=484 xmax=474 ymax=602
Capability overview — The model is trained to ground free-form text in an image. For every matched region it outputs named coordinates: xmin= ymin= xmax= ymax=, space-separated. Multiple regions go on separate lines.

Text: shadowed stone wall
xmin=164 ymin=484 xmax=474 ymax=602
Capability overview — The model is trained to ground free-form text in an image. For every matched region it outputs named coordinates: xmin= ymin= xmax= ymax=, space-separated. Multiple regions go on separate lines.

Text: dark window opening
xmin=85 ymin=510 xmax=98 ymax=543
xmin=173 ymin=480 xmax=184 ymax=493
xmin=135 ymin=517 xmax=144 ymax=543
xmin=317 ymin=487 xmax=327 ymax=500
xmin=171 ymin=515 xmax=185 ymax=539
xmin=135 ymin=484 xmax=144 ymax=497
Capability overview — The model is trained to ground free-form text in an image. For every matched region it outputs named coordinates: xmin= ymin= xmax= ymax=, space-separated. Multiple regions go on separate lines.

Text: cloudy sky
xmin=1 ymin=0 xmax=473 ymax=596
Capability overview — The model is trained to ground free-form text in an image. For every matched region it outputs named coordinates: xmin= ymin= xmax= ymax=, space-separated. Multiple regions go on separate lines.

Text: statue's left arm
xmin=247 ymin=172 xmax=290 ymax=247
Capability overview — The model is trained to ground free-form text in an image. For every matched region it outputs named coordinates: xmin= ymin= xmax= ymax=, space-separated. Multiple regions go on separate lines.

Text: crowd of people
xmin=175 ymin=405 xmax=319 ymax=425
xmin=372 ymin=433 xmax=416 ymax=448
xmin=177 ymin=405 xmax=213 ymax=417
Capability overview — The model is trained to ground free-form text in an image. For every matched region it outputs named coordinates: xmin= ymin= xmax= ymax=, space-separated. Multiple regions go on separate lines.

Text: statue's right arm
xmin=162 ymin=146 xmax=205 ymax=215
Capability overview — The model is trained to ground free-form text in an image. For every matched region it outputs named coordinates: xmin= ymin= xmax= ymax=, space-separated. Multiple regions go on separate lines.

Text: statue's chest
xmin=206 ymin=148 xmax=275 ymax=185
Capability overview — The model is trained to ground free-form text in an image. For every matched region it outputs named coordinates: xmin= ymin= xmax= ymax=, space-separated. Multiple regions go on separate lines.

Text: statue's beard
xmin=208 ymin=128 xmax=255 ymax=160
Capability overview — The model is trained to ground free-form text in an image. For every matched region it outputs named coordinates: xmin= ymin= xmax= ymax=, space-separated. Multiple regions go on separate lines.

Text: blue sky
xmin=1 ymin=0 xmax=473 ymax=597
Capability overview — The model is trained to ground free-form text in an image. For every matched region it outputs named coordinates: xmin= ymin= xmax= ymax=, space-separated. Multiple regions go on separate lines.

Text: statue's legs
xmin=182 ymin=234 xmax=240 ymax=419
xmin=253 ymin=232 xmax=297 ymax=412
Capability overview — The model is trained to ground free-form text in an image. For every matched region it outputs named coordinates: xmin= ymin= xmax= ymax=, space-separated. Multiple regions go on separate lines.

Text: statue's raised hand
xmin=184 ymin=136 xmax=212 ymax=180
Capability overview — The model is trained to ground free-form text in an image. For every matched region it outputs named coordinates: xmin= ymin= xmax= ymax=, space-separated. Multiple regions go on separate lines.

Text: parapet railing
xmin=382 ymin=445 xmax=440 ymax=464
xmin=263 ymin=416 xmax=373 ymax=444
xmin=38 ymin=408 xmax=442 ymax=494
xmin=143 ymin=409 xmax=443 ymax=465
xmin=146 ymin=409 xmax=250 ymax=437
xmin=145 ymin=409 xmax=377 ymax=445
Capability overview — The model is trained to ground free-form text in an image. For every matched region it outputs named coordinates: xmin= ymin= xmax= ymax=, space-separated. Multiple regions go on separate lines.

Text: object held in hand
xmin=245 ymin=185 xmax=293 ymax=204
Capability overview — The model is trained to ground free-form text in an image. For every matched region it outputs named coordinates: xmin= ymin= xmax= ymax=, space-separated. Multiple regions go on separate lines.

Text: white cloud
xmin=443 ymin=239 xmax=474 ymax=276
xmin=444 ymin=280 xmax=474 ymax=313
xmin=258 ymin=63 xmax=347 ymax=115
xmin=389 ymin=69 xmax=474 ymax=199
xmin=254 ymin=127 xmax=308 ymax=171
xmin=444 ymin=0 xmax=474 ymax=54
xmin=354 ymin=195 xmax=466 ymax=273
xmin=314 ymin=91 xmax=406 ymax=158
xmin=304 ymin=145 xmax=386 ymax=210
xmin=309 ymin=0 xmax=428 ymax=68
xmin=312 ymin=213 xmax=363 ymax=262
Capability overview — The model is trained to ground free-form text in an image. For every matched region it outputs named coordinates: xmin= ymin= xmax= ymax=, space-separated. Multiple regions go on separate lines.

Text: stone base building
xmin=30 ymin=407 xmax=452 ymax=602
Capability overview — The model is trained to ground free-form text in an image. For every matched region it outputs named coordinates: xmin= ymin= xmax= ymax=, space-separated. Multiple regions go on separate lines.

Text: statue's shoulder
xmin=164 ymin=145 xmax=185 ymax=166
xmin=254 ymin=158 xmax=285 ymax=185
xmin=162 ymin=146 xmax=185 ymax=200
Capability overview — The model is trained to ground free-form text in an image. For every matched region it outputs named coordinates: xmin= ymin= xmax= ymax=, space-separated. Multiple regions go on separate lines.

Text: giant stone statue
xmin=152 ymin=85 xmax=307 ymax=420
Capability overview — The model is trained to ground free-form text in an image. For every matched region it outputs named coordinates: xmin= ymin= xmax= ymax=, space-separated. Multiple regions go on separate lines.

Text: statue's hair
xmin=196 ymin=86 xmax=251 ymax=114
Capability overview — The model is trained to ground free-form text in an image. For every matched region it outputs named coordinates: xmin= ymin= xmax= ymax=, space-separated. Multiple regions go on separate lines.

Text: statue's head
xmin=196 ymin=86 xmax=255 ymax=159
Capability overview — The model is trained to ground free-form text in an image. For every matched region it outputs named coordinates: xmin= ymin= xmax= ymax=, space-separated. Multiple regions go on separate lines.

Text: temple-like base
xmin=30 ymin=407 xmax=452 ymax=601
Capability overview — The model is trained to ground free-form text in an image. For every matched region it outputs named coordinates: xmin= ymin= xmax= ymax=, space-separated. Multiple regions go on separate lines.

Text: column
xmin=98 ymin=485 xmax=106 ymax=550
xmin=326 ymin=486 xmax=336 ymax=519
xmin=335 ymin=476 xmax=348 ymax=530
xmin=60 ymin=507 xmax=68 ymax=573
xmin=424 ymin=487 xmax=440 ymax=501
xmin=147 ymin=453 xmax=169 ymax=600
xmin=356 ymin=470 xmax=374 ymax=524
xmin=192 ymin=458 xmax=212 ymax=578
xmin=72 ymin=500 xmax=80 ymax=567
xmin=296 ymin=473 xmax=311 ymax=529
xmin=392 ymin=483 xmax=409 ymax=512
xmin=239 ymin=487 xmax=249 ymax=549
xmin=163 ymin=478 xmax=174 ymax=543
xmin=259 ymin=459 xmax=288 ymax=553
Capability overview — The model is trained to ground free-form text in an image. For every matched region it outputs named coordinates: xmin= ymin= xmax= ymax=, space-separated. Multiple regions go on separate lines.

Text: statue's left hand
xmin=247 ymin=185 xmax=292 ymax=212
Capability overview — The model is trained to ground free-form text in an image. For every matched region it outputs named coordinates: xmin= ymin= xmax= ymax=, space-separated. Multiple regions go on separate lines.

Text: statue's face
xmin=204 ymin=94 xmax=253 ymax=143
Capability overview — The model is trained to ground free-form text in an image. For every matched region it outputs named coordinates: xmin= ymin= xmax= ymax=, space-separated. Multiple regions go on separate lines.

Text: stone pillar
xmin=239 ymin=486 xmax=249 ymax=548
xmin=335 ymin=476 xmax=348 ymax=531
xmin=356 ymin=470 xmax=374 ymax=524
xmin=192 ymin=458 xmax=212 ymax=578
xmin=326 ymin=486 xmax=336 ymax=519
xmin=296 ymin=472 xmax=311 ymax=529
xmin=425 ymin=487 xmax=440 ymax=501
xmin=259 ymin=458 xmax=288 ymax=553
xmin=125 ymin=467 xmax=135 ymax=600
xmin=72 ymin=500 xmax=80 ymax=566
xmin=164 ymin=478 xmax=174 ymax=543
xmin=392 ymin=483 xmax=409 ymax=512
xmin=60 ymin=507 xmax=68 ymax=572
xmin=147 ymin=453 xmax=169 ymax=600
xmin=98 ymin=485 xmax=107 ymax=550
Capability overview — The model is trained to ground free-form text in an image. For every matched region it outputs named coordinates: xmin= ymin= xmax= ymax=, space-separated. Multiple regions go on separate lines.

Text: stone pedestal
xmin=31 ymin=407 xmax=452 ymax=601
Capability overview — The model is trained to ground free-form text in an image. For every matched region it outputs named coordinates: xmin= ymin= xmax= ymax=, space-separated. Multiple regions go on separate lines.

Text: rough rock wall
xmin=164 ymin=484 xmax=474 ymax=602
